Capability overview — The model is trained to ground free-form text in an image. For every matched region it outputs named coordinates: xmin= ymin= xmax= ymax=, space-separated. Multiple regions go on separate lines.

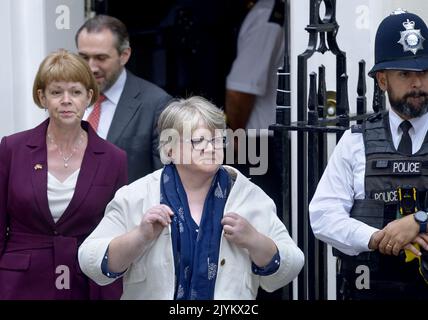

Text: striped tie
xmin=87 ymin=94 xmax=106 ymax=132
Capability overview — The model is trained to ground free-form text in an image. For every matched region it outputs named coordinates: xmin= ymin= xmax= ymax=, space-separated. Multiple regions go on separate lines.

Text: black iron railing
xmin=272 ymin=0 xmax=385 ymax=300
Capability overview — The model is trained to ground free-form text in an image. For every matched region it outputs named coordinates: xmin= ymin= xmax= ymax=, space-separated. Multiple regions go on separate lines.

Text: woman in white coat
xmin=78 ymin=96 xmax=304 ymax=300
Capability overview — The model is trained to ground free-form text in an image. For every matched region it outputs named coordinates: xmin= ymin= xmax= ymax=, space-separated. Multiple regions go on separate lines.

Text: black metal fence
xmin=271 ymin=0 xmax=386 ymax=300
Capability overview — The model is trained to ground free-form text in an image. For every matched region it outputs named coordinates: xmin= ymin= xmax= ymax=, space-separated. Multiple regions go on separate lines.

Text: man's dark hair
xmin=75 ymin=15 xmax=130 ymax=53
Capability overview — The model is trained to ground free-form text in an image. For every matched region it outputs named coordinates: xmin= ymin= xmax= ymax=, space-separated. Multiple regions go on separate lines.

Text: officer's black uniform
xmin=333 ymin=9 xmax=428 ymax=300
xmin=336 ymin=112 xmax=428 ymax=299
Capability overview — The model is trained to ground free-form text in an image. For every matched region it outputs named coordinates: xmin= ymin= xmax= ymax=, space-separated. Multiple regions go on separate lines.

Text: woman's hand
xmin=107 ymin=205 xmax=174 ymax=274
xmin=221 ymin=212 xmax=258 ymax=249
xmin=222 ymin=212 xmax=277 ymax=267
xmin=139 ymin=205 xmax=174 ymax=243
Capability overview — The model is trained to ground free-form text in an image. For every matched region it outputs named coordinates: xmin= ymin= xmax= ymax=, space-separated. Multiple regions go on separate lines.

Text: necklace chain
xmin=47 ymin=132 xmax=84 ymax=168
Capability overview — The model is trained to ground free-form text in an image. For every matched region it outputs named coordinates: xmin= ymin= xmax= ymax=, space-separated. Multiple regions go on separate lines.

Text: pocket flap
xmin=0 ymin=253 xmax=31 ymax=271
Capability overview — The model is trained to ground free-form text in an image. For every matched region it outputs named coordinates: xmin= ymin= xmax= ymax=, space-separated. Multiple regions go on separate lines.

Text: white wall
xmin=0 ymin=0 xmax=14 ymax=137
xmin=0 ymin=0 xmax=84 ymax=138
xmin=0 ymin=0 xmax=47 ymax=137
xmin=9 ymin=0 xmax=47 ymax=136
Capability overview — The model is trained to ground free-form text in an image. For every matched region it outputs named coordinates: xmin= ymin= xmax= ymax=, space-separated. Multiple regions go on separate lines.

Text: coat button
xmin=220 ymin=258 xmax=226 ymax=266
xmin=53 ymin=230 xmax=58 ymax=235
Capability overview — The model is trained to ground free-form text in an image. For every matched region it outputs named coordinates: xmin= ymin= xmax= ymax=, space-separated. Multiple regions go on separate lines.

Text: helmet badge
xmin=398 ymin=19 xmax=425 ymax=54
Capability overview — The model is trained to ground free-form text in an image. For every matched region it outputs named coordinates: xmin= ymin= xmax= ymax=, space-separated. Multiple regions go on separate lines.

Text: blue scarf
xmin=160 ymin=164 xmax=230 ymax=300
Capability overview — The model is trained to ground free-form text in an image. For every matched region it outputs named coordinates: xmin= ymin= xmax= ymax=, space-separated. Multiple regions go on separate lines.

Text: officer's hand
xmin=368 ymin=230 xmax=385 ymax=250
xmin=402 ymin=243 xmax=422 ymax=257
xmin=409 ymin=233 xmax=428 ymax=252
xmin=397 ymin=234 xmax=428 ymax=257
xmin=419 ymin=233 xmax=428 ymax=247
xmin=378 ymin=215 xmax=420 ymax=255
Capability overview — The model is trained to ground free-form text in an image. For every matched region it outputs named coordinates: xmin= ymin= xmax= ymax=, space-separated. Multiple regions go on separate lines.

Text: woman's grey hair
xmin=157 ymin=96 xmax=226 ymax=164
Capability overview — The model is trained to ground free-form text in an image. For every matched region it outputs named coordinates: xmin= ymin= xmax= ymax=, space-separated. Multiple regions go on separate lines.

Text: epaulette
xmin=351 ymin=124 xmax=363 ymax=133
xmin=367 ymin=112 xmax=382 ymax=122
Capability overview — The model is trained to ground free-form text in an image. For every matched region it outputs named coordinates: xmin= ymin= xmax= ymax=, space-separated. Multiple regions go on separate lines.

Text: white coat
xmin=78 ymin=166 xmax=304 ymax=299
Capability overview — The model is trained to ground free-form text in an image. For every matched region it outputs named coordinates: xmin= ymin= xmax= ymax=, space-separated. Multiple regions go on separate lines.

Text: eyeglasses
xmin=186 ymin=136 xmax=227 ymax=150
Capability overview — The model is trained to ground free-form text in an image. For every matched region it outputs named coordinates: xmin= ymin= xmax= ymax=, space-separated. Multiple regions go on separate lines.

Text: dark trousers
xmin=337 ymin=257 xmax=428 ymax=300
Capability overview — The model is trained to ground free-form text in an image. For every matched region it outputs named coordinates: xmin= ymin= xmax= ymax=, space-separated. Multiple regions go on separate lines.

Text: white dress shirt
xmin=47 ymin=169 xmax=80 ymax=223
xmin=226 ymin=0 xmax=284 ymax=130
xmin=309 ymin=109 xmax=428 ymax=256
xmin=83 ymin=69 xmax=127 ymax=139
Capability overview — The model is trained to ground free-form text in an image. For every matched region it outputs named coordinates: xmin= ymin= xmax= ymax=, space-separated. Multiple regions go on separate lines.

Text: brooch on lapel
xmin=34 ymin=164 xmax=43 ymax=170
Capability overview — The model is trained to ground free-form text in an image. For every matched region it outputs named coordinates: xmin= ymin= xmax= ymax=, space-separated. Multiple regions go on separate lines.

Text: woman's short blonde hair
xmin=157 ymin=96 xmax=226 ymax=164
xmin=32 ymin=49 xmax=99 ymax=108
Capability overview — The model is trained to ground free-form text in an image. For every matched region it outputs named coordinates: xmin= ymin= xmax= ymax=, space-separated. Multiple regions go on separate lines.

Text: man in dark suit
xmin=76 ymin=15 xmax=172 ymax=183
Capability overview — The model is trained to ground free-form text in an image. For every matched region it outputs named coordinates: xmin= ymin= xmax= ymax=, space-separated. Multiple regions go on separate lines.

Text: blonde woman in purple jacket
xmin=0 ymin=50 xmax=127 ymax=299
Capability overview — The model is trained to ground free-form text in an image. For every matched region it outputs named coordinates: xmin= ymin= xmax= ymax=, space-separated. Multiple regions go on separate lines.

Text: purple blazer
xmin=0 ymin=119 xmax=128 ymax=299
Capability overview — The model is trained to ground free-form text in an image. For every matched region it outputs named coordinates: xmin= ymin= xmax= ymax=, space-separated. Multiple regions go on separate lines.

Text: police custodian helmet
xmin=368 ymin=9 xmax=428 ymax=77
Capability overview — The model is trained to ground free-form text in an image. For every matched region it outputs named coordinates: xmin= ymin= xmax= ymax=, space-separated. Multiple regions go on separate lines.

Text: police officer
xmin=310 ymin=9 xmax=428 ymax=300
